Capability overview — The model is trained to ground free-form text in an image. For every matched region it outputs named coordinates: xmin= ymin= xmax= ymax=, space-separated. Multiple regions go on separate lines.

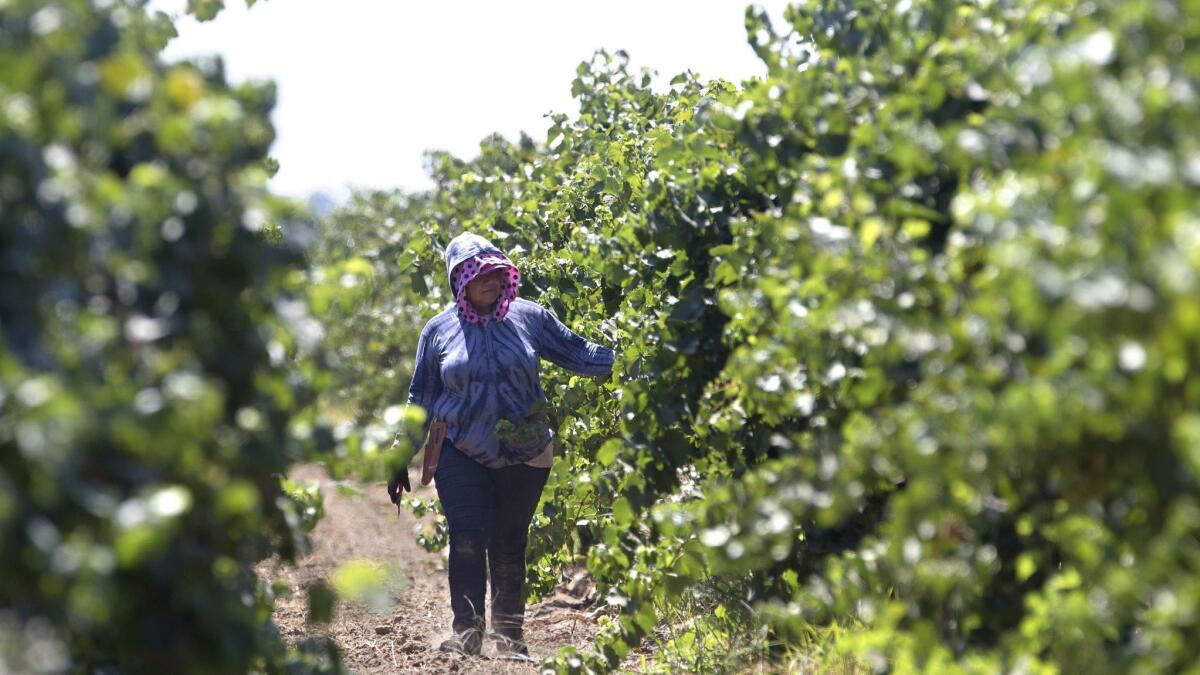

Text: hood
xmin=443 ymin=232 xmax=504 ymax=294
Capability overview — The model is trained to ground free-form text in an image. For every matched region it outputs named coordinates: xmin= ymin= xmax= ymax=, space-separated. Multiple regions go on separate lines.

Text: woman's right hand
xmin=387 ymin=467 xmax=411 ymax=504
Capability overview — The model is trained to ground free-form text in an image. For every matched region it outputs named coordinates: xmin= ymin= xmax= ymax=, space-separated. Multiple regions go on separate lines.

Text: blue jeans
xmin=434 ymin=439 xmax=550 ymax=637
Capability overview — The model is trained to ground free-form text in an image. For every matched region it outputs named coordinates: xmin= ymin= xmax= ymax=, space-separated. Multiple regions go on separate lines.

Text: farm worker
xmin=387 ymin=232 xmax=614 ymax=658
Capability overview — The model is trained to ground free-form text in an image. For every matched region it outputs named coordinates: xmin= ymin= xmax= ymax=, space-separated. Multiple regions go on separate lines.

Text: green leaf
xmin=597 ymin=439 xmax=623 ymax=466
xmin=187 ymin=0 xmax=225 ymax=21
xmin=612 ymin=498 xmax=634 ymax=526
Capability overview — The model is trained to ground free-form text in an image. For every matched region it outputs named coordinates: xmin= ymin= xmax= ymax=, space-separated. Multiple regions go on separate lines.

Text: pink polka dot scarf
xmin=450 ymin=253 xmax=521 ymax=324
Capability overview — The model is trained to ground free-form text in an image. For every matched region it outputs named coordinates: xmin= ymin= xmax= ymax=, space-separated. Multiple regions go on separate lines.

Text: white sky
xmin=152 ymin=0 xmax=793 ymax=198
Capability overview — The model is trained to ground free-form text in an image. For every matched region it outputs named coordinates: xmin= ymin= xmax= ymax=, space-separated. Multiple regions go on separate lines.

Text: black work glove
xmin=387 ymin=466 xmax=411 ymax=505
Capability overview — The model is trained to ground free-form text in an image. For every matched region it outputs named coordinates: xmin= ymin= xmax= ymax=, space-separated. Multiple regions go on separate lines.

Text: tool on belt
xmin=420 ymin=420 xmax=447 ymax=486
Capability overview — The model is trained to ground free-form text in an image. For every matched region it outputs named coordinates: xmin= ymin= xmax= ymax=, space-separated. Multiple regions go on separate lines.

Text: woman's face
xmin=465 ymin=268 xmax=504 ymax=310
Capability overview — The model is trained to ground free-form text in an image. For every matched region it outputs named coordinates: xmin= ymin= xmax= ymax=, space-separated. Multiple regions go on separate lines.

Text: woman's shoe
xmin=492 ymin=633 xmax=531 ymax=661
xmin=438 ymin=627 xmax=483 ymax=656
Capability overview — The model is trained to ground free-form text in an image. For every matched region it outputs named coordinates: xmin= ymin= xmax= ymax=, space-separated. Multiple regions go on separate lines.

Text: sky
xmin=151 ymin=0 xmax=793 ymax=199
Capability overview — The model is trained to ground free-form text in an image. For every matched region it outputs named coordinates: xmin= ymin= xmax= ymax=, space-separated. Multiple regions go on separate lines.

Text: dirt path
xmin=259 ymin=465 xmax=601 ymax=674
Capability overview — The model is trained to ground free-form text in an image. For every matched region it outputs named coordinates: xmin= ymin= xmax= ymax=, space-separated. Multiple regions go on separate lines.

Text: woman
xmin=388 ymin=232 xmax=614 ymax=658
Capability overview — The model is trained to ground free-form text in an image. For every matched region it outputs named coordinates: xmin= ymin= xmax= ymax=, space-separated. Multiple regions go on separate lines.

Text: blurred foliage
xmin=184 ymin=0 xmax=263 ymax=23
xmin=281 ymin=478 xmax=324 ymax=534
xmin=329 ymin=559 xmax=408 ymax=615
xmin=0 ymin=0 xmax=343 ymax=672
xmin=315 ymin=0 xmax=1200 ymax=672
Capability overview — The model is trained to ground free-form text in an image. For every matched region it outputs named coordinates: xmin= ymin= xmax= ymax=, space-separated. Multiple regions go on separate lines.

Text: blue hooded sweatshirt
xmin=407 ymin=233 xmax=615 ymax=468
